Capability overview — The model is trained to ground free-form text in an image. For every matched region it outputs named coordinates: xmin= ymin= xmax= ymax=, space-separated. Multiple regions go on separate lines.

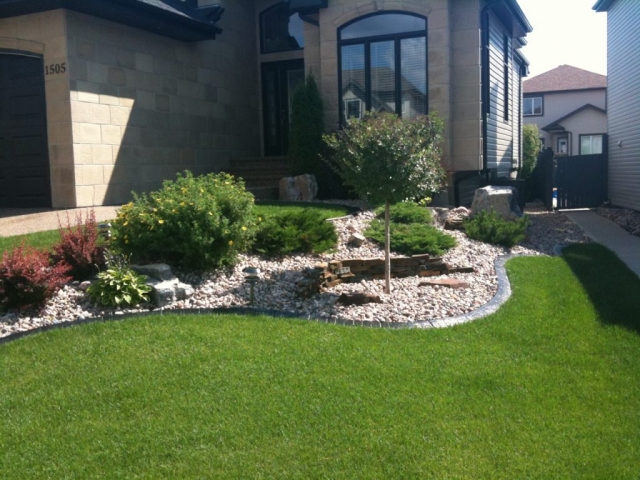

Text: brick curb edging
xmin=0 ymin=253 xmax=534 ymax=346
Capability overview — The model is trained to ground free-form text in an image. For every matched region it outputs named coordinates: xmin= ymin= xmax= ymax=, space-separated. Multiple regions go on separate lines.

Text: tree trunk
xmin=385 ymin=200 xmax=391 ymax=294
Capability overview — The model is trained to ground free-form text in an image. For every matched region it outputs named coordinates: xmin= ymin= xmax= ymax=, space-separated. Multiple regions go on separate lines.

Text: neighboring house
xmin=523 ymin=65 xmax=607 ymax=157
xmin=0 ymin=0 xmax=531 ymax=208
xmin=594 ymin=0 xmax=640 ymax=211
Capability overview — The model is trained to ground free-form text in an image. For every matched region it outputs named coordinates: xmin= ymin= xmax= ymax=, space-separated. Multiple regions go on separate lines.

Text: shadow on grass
xmin=562 ymin=243 xmax=640 ymax=334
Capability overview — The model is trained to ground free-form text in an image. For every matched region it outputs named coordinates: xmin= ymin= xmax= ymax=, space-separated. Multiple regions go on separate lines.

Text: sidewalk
xmin=0 ymin=206 xmax=120 ymax=237
xmin=565 ymin=210 xmax=640 ymax=279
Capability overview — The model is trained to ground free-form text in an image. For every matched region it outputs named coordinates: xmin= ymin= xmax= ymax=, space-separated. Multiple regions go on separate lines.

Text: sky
xmin=516 ymin=0 xmax=607 ymax=79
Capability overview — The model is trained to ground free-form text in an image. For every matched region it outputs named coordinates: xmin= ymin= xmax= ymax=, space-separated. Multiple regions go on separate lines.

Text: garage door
xmin=0 ymin=54 xmax=51 ymax=208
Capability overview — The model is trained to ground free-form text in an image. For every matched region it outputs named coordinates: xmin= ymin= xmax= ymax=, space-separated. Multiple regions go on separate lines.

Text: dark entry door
xmin=261 ymin=59 xmax=305 ymax=157
xmin=0 ymin=54 xmax=51 ymax=208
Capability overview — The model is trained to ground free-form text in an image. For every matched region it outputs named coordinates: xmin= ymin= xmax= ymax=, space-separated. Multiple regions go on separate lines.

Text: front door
xmin=0 ymin=54 xmax=51 ymax=208
xmin=261 ymin=59 xmax=305 ymax=157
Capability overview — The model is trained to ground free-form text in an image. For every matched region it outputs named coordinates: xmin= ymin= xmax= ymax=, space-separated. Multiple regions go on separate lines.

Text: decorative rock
xmin=78 ymin=281 xmax=91 ymax=291
xmin=419 ymin=279 xmax=470 ymax=289
xmin=295 ymin=174 xmax=319 ymax=201
xmin=148 ymin=278 xmax=194 ymax=308
xmin=279 ymin=174 xmax=319 ymax=201
xmin=348 ymin=233 xmax=366 ymax=247
xmin=279 ymin=177 xmax=300 ymax=201
xmin=471 ymin=186 xmax=523 ymax=221
xmin=336 ymin=292 xmax=382 ymax=306
xmin=132 ymin=263 xmax=174 ymax=281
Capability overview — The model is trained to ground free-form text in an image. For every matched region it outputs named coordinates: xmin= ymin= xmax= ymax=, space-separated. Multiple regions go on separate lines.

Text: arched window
xmin=260 ymin=2 xmax=305 ymax=54
xmin=338 ymin=12 xmax=427 ymax=123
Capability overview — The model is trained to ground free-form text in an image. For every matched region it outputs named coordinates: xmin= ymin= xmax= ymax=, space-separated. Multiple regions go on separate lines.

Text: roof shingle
xmin=523 ymin=65 xmax=607 ymax=93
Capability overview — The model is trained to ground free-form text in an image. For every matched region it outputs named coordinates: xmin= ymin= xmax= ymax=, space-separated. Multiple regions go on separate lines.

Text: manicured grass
xmin=0 ymin=229 xmax=61 ymax=256
xmin=0 ymin=244 xmax=639 ymax=478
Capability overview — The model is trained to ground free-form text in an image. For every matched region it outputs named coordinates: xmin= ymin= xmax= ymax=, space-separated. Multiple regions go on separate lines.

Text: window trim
xmin=579 ymin=133 xmax=605 ymax=155
xmin=523 ymin=95 xmax=543 ymax=116
xmin=260 ymin=2 xmax=305 ymax=55
xmin=337 ymin=11 xmax=428 ymax=125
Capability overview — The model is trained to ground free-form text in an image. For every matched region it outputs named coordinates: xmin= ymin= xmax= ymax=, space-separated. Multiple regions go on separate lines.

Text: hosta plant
xmin=87 ymin=252 xmax=152 ymax=307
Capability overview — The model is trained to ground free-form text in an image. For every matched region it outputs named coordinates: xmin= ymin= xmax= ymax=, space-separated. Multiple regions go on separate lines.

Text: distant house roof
xmin=593 ymin=0 xmax=616 ymax=11
xmin=541 ymin=103 xmax=607 ymax=132
xmin=0 ymin=0 xmax=223 ymax=41
xmin=524 ymin=65 xmax=607 ymax=93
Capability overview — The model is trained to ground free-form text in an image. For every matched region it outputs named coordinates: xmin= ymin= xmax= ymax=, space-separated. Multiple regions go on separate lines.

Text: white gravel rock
xmin=0 ymin=205 xmax=589 ymax=338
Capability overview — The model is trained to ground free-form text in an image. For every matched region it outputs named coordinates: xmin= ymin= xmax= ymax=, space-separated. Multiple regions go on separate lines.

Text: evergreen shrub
xmin=112 ymin=171 xmax=256 ymax=270
xmin=252 ymin=209 xmax=337 ymax=256
xmin=374 ymin=202 xmax=433 ymax=225
xmin=464 ymin=209 xmax=530 ymax=247
xmin=365 ymin=220 xmax=455 ymax=256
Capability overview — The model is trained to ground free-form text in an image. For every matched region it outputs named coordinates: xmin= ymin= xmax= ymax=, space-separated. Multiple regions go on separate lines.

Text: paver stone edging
xmin=0 ymin=253 xmax=536 ymax=346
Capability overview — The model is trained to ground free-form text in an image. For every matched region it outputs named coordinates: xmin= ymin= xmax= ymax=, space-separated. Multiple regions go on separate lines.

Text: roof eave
xmin=593 ymin=0 xmax=616 ymax=12
xmin=0 ymin=0 xmax=222 ymax=41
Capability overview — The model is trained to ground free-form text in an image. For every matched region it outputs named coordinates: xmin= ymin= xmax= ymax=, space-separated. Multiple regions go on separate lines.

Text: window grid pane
xmin=371 ymin=41 xmax=396 ymax=113
xmin=341 ymin=44 xmax=366 ymax=122
xmin=400 ymin=37 xmax=427 ymax=118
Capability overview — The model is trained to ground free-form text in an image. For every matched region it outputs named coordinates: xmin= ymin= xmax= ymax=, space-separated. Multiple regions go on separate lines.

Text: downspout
xmin=481 ymin=6 xmax=490 ymax=178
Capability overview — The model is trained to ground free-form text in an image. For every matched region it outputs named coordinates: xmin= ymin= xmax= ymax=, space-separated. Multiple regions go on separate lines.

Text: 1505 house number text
xmin=45 ymin=63 xmax=66 ymax=75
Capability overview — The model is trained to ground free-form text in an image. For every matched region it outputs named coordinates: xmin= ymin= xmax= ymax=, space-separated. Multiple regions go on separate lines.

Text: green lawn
xmin=0 ymin=229 xmax=61 ymax=256
xmin=0 ymin=243 xmax=638 ymax=478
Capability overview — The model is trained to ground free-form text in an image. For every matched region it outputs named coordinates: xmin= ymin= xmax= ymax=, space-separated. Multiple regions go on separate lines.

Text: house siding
xmin=485 ymin=11 xmax=515 ymax=177
xmin=606 ymin=0 xmax=640 ymax=210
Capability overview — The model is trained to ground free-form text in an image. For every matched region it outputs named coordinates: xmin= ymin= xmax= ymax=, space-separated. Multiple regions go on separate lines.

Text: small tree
xmin=520 ymin=124 xmax=541 ymax=179
xmin=289 ymin=73 xmax=324 ymax=176
xmin=324 ymin=112 xmax=446 ymax=293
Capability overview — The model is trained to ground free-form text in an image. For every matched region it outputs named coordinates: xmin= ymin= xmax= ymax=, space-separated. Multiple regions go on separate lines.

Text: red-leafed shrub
xmin=51 ymin=210 xmax=105 ymax=280
xmin=0 ymin=243 xmax=71 ymax=311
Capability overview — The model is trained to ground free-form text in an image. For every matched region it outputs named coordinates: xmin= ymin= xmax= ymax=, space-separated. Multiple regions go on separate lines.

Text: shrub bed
xmin=112 ymin=171 xmax=256 ymax=270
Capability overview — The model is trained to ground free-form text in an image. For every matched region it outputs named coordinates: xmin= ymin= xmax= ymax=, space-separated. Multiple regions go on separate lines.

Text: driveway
xmin=0 ymin=206 xmax=121 ymax=237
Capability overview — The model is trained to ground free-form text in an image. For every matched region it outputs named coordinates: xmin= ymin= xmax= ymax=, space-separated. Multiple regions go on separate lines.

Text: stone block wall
xmin=65 ymin=4 xmax=261 ymax=206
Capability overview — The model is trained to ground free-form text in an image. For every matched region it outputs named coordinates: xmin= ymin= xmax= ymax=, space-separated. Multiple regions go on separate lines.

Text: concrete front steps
xmin=223 ymin=157 xmax=290 ymax=200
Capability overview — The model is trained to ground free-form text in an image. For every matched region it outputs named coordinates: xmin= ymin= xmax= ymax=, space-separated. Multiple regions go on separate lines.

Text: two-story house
xmin=523 ymin=65 xmax=607 ymax=157
xmin=0 ymin=0 xmax=531 ymax=208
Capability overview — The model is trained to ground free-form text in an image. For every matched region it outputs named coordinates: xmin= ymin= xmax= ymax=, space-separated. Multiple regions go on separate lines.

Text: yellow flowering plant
xmin=112 ymin=171 xmax=257 ymax=270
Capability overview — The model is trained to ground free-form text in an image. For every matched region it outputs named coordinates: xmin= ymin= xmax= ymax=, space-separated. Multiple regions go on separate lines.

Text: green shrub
xmin=112 ymin=171 xmax=256 ymax=270
xmin=374 ymin=202 xmax=433 ymax=225
xmin=463 ymin=209 xmax=530 ymax=247
xmin=365 ymin=220 xmax=456 ymax=256
xmin=252 ymin=209 xmax=338 ymax=256
xmin=87 ymin=251 xmax=152 ymax=307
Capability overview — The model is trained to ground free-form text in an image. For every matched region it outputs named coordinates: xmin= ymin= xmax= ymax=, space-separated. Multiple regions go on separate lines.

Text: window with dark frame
xmin=338 ymin=12 xmax=427 ymax=124
xmin=260 ymin=2 xmax=305 ymax=54
xmin=579 ymin=134 xmax=604 ymax=155
xmin=523 ymin=96 xmax=543 ymax=116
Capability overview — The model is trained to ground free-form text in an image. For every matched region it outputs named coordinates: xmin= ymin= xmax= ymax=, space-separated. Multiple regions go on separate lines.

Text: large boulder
xmin=279 ymin=174 xmax=318 ymax=201
xmin=471 ymin=186 xmax=522 ymax=221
